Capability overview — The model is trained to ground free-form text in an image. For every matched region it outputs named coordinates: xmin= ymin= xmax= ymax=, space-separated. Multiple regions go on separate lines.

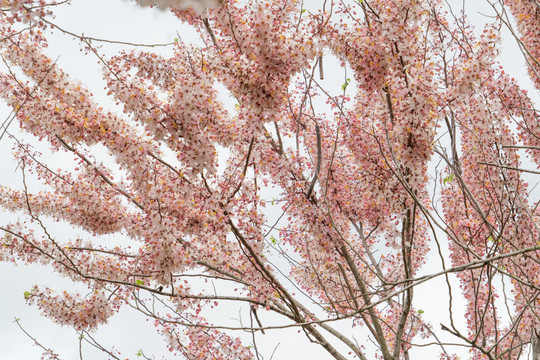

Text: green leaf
xmin=23 ymin=291 xmax=31 ymax=300
xmin=418 ymin=309 xmax=424 ymax=314
xmin=136 ymin=279 xmax=145 ymax=285
xmin=136 ymin=350 xmax=143 ymax=357
xmin=341 ymin=78 xmax=351 ymax=92
xmin=443 ymin=173 xmax=455 ymax=184
xmin=301 ymin=9 xmax=306 ymax=13
xmin=270 ymin=235 xmax=278 ymax=245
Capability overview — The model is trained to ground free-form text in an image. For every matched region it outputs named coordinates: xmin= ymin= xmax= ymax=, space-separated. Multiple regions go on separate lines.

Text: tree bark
xmin=532 ymin=329 xmax=540 ymax=360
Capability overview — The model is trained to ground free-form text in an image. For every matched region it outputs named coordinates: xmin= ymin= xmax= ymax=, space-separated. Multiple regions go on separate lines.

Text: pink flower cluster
xmin=1 ymin=0 xmax=540 ymax=358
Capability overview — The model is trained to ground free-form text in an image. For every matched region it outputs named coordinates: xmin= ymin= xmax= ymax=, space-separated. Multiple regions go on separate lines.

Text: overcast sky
xmin=0 ymin=0 xmax=539 ymax=359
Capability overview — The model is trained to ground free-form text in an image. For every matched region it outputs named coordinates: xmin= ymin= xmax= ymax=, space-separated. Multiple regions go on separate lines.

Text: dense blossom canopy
xmin=0 ymin=0 xmax=539 ymax=359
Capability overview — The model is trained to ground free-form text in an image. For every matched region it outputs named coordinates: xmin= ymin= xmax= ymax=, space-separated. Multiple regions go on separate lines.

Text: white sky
xmin=0 ymin=0 xmax=539 ymax=359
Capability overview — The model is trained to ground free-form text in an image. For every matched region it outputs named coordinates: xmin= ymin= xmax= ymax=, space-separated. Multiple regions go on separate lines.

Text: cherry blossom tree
xmin=0 ymin=0 xmax=539 ymax=359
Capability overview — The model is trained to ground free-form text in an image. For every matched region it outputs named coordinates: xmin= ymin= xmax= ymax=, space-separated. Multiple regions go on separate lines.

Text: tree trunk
xmin=532 ymin=329 xmax=540 ymax=360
